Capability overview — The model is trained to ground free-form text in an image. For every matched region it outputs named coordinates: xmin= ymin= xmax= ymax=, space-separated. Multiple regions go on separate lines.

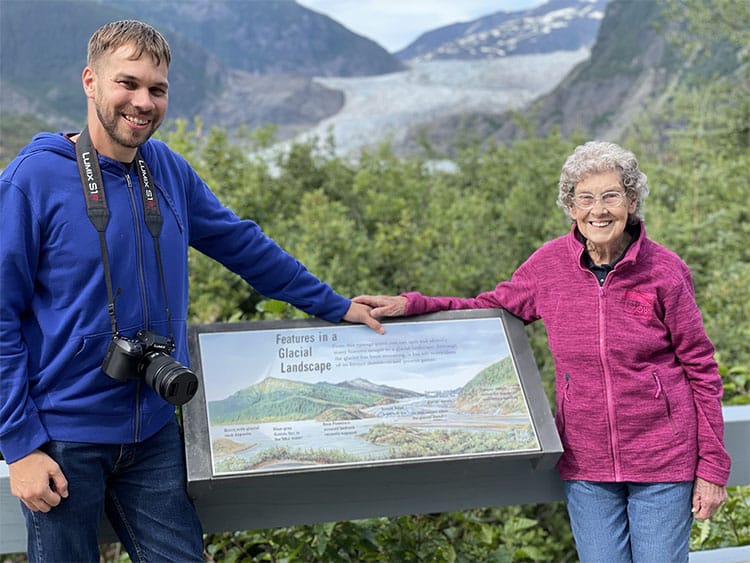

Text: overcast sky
xmin=296 ymin=0 xmax=547 ymax=52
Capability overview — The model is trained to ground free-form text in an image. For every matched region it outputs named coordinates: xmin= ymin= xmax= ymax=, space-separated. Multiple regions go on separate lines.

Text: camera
xmin=102 ymin=330 xmax=198 ymax=405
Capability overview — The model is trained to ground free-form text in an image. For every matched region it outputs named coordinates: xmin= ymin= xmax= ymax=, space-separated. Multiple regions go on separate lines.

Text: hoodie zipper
xmin=124 ymin=172 xmax=150 ymax=328
xmin=124 ymin=171 xmax=147 ymax=441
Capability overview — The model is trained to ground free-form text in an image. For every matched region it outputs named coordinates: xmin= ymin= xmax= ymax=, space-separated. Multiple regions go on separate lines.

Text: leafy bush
xmin=162 ymin=120 xmax=748 ymax=561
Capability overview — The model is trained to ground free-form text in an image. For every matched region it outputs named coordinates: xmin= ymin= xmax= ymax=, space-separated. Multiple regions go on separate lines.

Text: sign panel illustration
xmin=196 ymin=316 xmax=540 ymax=476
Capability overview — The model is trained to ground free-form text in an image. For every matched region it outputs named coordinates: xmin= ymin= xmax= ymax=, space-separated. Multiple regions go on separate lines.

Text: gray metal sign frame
xmin=183 ymin=309 xmax=563 ymax=533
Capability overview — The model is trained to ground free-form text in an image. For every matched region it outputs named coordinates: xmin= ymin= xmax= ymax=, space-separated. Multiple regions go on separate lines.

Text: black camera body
xmin=102 ymin=329 xmax=198 ymax=405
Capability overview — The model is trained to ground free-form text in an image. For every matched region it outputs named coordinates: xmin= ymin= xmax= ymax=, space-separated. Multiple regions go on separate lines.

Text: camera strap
xmin=76 ymin=127 xmax=173 ymax=341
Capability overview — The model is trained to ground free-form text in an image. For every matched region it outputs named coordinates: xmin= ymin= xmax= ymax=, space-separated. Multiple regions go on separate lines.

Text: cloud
xmin=296 ymin=0 xmax=545 ymax=52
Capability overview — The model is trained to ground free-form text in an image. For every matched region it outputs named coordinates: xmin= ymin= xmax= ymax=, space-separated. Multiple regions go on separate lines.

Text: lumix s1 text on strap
xmin=76 ymin=127 xmax=110 ymax=232
xmin=75 ymin=126 xmax=171 ymax=340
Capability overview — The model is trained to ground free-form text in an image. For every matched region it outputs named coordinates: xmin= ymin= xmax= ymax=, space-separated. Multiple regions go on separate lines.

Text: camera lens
xmin=142 ymin=352 xmax=199 ymax=405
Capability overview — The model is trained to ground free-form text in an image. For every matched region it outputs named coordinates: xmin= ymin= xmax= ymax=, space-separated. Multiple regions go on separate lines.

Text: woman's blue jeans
xmin=563 ymin=480 xmax=693 ymax=563
xmin=22 ymin=418 xmax=204 ymax=562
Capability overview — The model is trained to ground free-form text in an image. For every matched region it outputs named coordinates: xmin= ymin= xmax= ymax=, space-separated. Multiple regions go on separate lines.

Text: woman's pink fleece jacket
xmin=403 ymin=223 xmax=731 ymax=486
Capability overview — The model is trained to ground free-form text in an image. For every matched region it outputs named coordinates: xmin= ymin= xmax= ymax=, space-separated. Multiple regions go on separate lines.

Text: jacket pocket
xmin=651 ymin=371 xmax=678 ymax=436
xmin=42 ymin=332 xmax=119 ymax=411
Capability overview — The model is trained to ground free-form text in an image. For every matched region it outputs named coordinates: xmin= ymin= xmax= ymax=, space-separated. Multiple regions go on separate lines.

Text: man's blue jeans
xmin=22 ymin=418 xmax=204 ymax=562
xmin=563 ymin=480 xmax=693 ymax=563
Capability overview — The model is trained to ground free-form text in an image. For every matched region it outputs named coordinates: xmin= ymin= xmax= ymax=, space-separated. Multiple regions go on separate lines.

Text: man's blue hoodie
xmin=0 ymin=132 xmax=351 ymax=463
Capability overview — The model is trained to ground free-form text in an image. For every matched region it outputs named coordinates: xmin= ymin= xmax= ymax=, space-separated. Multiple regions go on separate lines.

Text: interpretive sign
xmin=196 ymin=314 xmax=540 ymax=476
xmin=183 ymin=310 xmax=562 ymax=532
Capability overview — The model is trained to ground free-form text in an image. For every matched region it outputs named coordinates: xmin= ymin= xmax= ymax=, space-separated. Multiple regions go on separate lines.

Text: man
xmin=0 ymin=20 xmax=383 ymax=561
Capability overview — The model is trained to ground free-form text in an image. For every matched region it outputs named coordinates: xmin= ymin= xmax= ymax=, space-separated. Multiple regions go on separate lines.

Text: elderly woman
xmin=355 ymin=141 xmax=731 ymax=562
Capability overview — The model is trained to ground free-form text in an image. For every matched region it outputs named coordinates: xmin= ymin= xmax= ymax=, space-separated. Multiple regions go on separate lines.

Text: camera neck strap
xmin=75 ymin=126 xmax=173 ymax=340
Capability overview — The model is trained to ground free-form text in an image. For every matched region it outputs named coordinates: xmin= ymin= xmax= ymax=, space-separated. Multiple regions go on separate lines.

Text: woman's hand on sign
xmin=353 ymin=295 xmax=408 ymax=318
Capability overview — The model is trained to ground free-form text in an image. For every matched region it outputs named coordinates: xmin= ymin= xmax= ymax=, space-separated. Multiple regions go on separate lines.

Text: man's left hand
xmin=343 ymin=302 xmax=385 ymax=334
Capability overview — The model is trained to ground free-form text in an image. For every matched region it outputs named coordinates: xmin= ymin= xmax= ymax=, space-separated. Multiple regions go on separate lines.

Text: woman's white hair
xmin=557 ymin=141 xmax=649 ymax=224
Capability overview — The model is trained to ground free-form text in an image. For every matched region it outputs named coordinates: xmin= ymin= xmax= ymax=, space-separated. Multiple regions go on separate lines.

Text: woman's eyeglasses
xmin=572 ymin=191 xmax=626 ymax=210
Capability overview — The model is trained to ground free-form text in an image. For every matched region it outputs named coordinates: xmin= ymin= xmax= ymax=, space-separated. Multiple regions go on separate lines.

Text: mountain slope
xmin=496 ymin=0 xmax=677 ymax=141
xmin=401 ymin=0 xmax=745 ymax=154
xmin=456 ymin=357 xmax=526 ymax=415
xmin=0 ymin=0 xmax=401 ymax=151
xmin=207 ymin=377 xmax=399 ymax=424
xmin=1 ymin=0 xmax=226 ymax=128
xmin=397 ymin=0 xmax=607 ymax=62
xmin=114 ymin=0 xmax=404 ymax=77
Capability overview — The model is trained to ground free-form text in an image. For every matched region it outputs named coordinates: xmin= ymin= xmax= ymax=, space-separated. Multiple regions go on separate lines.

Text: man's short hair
xmin=87 ymin=19 xmax=171 ymax=69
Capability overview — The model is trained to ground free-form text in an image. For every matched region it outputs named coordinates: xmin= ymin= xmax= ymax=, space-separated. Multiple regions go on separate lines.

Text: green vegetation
xmin=463 ymin=357 xmax=518 ymax=390
xmin=200 ymin=506 xmax=575 ymax=563
xmin=0 ymin=114 xmax=58 ymax=165
xmin=365 ymin=424 xmax=538 ymax=457
xmin=180 ymin=115 xmax=747 ymax=559
xmin=458 ymin=357 xmax=527 ymax=415
xmin=215 ymin=446 xmax=362 ymax=474
xmin=208 ymin=377 xmax=387 ymax=424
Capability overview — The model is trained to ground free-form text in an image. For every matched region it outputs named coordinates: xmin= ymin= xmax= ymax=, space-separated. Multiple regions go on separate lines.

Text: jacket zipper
xmin=125 ymin=172 xmax=150 ymax=328
xmin=596 ymin=275 xmax=622 ymax=481
xmin=576 ymin=235 xmax=636 ymax=482
xmin=125 ymin=171 xmax=147 ymax=441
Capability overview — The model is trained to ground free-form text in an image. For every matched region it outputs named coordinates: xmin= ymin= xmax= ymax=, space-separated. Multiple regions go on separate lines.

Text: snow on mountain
xmin=284 ymin=49 xmax=591 ymax=157
xmin=398 ymin=0 xmax=607 ymax=62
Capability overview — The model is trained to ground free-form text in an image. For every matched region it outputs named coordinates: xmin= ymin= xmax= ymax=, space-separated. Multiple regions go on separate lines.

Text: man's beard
xmin=95 ymin=105 xmax=159 ymax=150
